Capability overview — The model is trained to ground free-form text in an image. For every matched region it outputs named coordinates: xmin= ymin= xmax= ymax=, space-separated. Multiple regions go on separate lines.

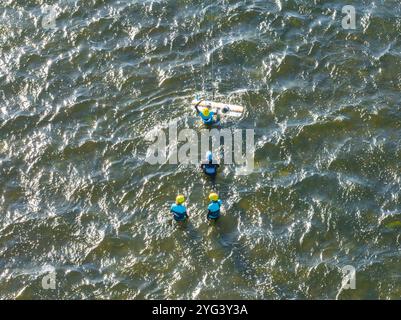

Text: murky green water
xmin=1 ymin=0 xmax=401 ymax=299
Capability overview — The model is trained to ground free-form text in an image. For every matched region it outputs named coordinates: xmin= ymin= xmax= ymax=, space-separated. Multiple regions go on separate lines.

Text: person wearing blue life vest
xmin=170 ymin=195 xmax=189 ymax=222
xmin=200 ymin=151 xmax=220 ymax=178
xmin=194 ymin=99 xmax=220 ymax=125
xmin=207 ymin=192 xmax=222 ymax=221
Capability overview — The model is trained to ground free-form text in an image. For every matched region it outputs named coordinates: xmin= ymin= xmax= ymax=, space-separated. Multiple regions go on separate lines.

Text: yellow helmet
xmin=209 ymin=192 xmax=218 ymax=201
xmin=176 ymin=194 xmax=185 ymax=204
xmin=202 ymin=108 xmax=210 ymax=117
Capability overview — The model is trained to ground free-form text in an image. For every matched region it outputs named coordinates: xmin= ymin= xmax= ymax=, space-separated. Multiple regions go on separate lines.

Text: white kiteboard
xmin=191 ymin=97 xmax=244 ymax=118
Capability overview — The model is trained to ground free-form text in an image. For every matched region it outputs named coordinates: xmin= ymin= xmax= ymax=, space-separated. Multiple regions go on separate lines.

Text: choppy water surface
xmin=1 ymin=0 xmax=401 ymax=299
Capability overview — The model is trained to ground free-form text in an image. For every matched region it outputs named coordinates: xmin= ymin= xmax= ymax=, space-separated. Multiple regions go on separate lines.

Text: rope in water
xmin=196 ymin=6 xmax=217 ymax=100
xmin=211 ymin=17 xmax=215 ymax=100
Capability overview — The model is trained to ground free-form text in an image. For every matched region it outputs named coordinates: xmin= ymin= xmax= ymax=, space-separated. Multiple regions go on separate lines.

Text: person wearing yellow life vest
xmin=194 ymin=99 xmax=220 ymax=125
xmin=170 ymin=195 xmax=189 ymax=222
xmin=207 ymin=192 xmax=222 ymax=221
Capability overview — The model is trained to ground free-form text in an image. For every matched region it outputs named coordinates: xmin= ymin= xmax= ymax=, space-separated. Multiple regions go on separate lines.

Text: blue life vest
xmin=170 ymin=204 xmax=187 ymax=221
xmin=204 ymin=164 xmax=217 ymax=175
xmin=208 ymin=199 xmax=222 ymax=219
xmin=199 ymin=111 xmax=215 ymax=124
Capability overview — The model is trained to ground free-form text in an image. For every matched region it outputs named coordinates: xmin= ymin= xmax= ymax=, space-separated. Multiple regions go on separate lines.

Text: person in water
xmin=200 ymin=151 xmax=220 ymax=177
xmin=170 ymin=194 xmax=189 ymax=222
xmin=194 ymin=99 xmax=220 ymax=125
xmin=207 ymin=192 xmax=222 ymax=221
